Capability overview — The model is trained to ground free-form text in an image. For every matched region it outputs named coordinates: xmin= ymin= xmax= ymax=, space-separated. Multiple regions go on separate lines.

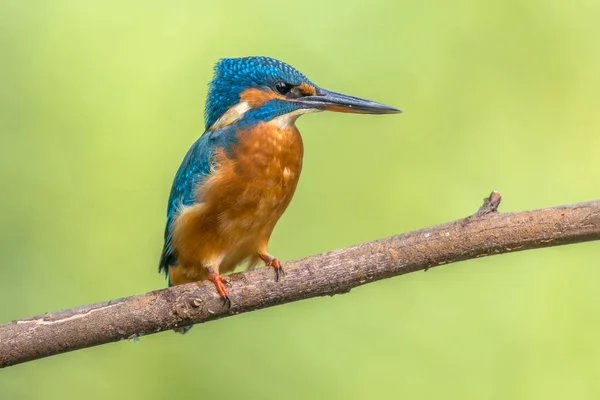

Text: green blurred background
xmin=1 ymin=0 xmax=599 ymax=398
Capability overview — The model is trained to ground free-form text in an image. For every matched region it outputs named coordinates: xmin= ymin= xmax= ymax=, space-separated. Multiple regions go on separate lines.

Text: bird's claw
xmin=273 ymin=260 xmax=285 ymax=282
xmin=259 ymin=255 xmax=284 ymax=282
xmin=222 ymin=295 xmax=231 ymax=309
xmin=207 ymin=268 xmax=231 ymax=309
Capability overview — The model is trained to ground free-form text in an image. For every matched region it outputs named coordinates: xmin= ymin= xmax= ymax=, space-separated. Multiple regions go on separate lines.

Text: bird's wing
xmin=158 ymin=132 xmax=218 ymax=277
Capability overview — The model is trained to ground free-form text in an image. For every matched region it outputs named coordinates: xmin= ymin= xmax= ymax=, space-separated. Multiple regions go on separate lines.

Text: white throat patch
xmin=270 ymin=108 xmax=320 ymax=129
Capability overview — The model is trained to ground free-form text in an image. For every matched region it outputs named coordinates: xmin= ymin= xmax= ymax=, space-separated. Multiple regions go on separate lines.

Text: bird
xmin=159 ymin=56 xmax=401 ymax=310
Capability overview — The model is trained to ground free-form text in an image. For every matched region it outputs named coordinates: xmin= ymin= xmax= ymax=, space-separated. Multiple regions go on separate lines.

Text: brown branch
xmin=1 ymin=192 xmax=599 ymax=368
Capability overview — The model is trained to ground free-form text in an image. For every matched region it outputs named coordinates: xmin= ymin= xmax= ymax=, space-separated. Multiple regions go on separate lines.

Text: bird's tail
xmin=174 ymin=325 xmax=193 ymax=334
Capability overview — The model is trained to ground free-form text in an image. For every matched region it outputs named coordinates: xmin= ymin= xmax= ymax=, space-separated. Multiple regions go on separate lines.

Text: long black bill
xmin=296 ymin=88 xmax=401 ymax=114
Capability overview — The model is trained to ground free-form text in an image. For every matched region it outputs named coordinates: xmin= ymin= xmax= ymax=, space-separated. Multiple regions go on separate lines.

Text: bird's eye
xmin=275 ymin=82 xmax=293 ymax=95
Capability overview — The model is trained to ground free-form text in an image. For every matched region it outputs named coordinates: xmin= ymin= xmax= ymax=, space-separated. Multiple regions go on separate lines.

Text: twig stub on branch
xmin=474 ymin=190 xmax=502 ymax=216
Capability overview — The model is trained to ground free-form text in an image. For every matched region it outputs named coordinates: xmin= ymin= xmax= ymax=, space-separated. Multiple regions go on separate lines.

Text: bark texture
xmin=1 ymin=192 xmax=599 ymax=368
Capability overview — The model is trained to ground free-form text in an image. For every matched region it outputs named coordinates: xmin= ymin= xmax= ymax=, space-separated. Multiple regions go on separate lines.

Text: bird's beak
xmin=296 ymin=88 xmax=401 ymax=114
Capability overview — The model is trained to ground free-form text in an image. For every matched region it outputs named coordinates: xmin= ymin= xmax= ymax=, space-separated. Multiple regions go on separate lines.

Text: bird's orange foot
xmin=207 ymin=268 xmax=231 ymax=309
xmin=259 ymin=254 xmax=284 ymax=282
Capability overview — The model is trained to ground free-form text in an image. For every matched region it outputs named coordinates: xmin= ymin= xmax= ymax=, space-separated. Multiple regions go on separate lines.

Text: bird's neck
xmin=208 ymin=99 xmax=319 ymax=133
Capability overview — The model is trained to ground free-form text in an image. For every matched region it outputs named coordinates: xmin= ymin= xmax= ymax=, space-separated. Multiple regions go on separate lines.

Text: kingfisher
xmin=159 ymin=56 xmax=400 ymax=308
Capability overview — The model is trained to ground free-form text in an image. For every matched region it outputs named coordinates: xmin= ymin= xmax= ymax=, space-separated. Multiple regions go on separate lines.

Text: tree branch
xmin=1 ymin=191 xmax=599 ymax=368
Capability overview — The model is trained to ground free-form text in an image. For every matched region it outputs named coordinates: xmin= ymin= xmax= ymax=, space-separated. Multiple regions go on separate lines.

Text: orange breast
xmin=209 ymin=123 xmax=303 ymax=232
xmin=170 ymin=121 xmax=304 ymax=279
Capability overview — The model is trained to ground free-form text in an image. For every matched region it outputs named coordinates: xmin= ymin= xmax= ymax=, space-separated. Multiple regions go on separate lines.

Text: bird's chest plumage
xmin=200 ymin=122 xmax=304 ymax=238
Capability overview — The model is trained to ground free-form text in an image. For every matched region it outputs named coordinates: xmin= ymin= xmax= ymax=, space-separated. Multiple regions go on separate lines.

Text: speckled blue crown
xmin=205 ymin=56 xmax=316 ymax=129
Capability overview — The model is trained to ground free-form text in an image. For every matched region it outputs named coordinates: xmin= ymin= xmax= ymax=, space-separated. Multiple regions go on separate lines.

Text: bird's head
xmin=205 ymin=56 xmax=401 ymax=131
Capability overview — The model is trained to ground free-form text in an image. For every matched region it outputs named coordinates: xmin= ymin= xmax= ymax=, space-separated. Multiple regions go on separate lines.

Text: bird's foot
xmin=259 ymin=254 xmax=285 ymax=282
xmin=207 ymin=268 xmax=231 ymax=309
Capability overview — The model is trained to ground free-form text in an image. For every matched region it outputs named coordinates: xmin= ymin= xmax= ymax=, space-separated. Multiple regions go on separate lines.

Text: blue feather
xmin=205 ymin=56 xmax=316 ymax=130
xmin=158 ymin=128 xmax=236 ymax=278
